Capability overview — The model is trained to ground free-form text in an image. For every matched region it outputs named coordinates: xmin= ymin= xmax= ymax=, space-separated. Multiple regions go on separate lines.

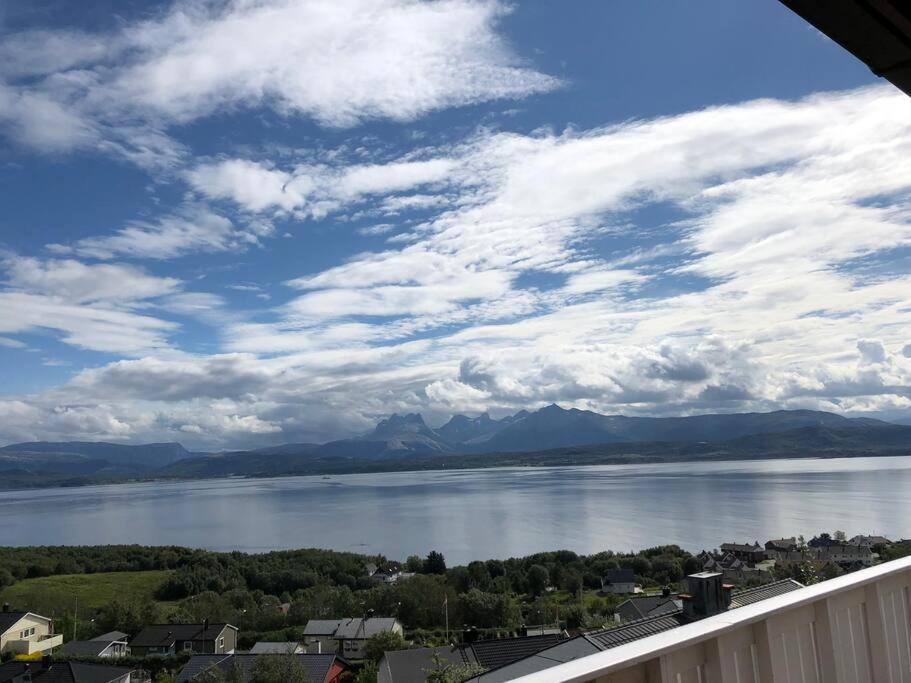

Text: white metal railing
xmin=507 ymin=555 xmax=911 ymax=683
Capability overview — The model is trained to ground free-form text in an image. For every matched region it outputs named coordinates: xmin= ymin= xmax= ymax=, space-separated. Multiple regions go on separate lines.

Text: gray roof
xmin=59 ymin=640 xmax=115 ymax=657
xmin=729 ymin=579 xmax=805 ymax=608
xmin=0 ymin=661 xmax=132 ymax=683
xmin=379 ymin=645 xmax=475 ymax=683
xmin=469 ymin=638 xmax=600 ymax=683
xmin=303 ymin=619 xmax=344 ymax=636
xmin=603 ymin=568 xmax=636 ymax=584
xmin=91 ymin=631 xmax=129 ymax=643
xmin=334 ymin=617 xmax=399 ymax=639
xmin=249 ymin=642 xmax=302 ymax=654
xmin=585 ymin=614 xmax=686 ymax=649
xmin=616 ymin=595 xmax=680 ymax=621
xmin=176 ymin=654 xmax=338 ymax=683
xmin=130 ymin=623 xmax=235 ymax=648
xmin=0 ymin=612 xmax=27 ymax=636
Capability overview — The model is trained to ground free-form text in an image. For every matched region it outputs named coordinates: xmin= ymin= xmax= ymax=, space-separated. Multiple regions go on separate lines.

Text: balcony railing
xmin=7 ymin=633 xmax=64 ymax=655
xmin=508 ymin=555 xmax=911 ymax=683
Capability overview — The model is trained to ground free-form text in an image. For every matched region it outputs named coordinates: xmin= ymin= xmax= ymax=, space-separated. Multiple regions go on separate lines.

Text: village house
xmin=129 ymin=621 xmax=237 ymax=657
xmin=0 ymin=610 xmax=62 ymax=657
xmin=719 ymin=542 xmax=767 ymax=563
xmin=303 ymin=617 xmax=403 ymax=658
xmin=249 ymin=641 xmax=304 ymax=654
xmin=599 ymin=568 xmax=637 ymax=594
xmin=60 ymin=631 xmax=130 ymax=658
xmin=764 ymin=537 xmax=798 ymax=552
xmin=848 ymin=534 xmax=892 ymax=548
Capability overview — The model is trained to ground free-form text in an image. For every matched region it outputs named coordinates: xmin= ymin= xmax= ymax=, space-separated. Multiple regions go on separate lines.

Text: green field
xmin=0 ymin=570 xmax=176 ymax=617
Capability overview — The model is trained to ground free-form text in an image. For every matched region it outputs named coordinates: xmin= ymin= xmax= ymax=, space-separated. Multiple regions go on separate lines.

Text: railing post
xmin=863 ymin=582 xmax=891 ymax=683
xmin=814 ymin=597 xmax=838 ymax=683
xmin=752 ymin=620 xmax=774 ymax=683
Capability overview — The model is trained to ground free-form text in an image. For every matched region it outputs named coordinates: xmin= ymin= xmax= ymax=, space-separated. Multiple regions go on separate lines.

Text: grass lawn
xmin=0 ymin=570 xmax=177 ymax=617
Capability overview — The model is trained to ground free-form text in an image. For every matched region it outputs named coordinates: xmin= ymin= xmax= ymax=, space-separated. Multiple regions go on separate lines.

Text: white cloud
xmin=48 ymin=205 xmax=271 ymax=260
xmin=3 ymin=256 xmax=181 ymax=303
xmin=0 ymin=0 xmax=557 ymax=160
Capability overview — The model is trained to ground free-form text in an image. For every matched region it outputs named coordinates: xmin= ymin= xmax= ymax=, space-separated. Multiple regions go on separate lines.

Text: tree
xmin=364 ymin=629 xmax=408 ymax=662
xmin=353 ymin=662 xmax=379 ymax=683
xmin=405 ymin=555 xmax=423 ymax=572
xmin=250 ymin=655 xmax=312 ymax=683
xmin=425 ymin=653 xmax=486 ymax=683
xmin=526 ymin=565 xmax=549 ymax=597
xmin=423 ymin=551 xmax=447 ymax=575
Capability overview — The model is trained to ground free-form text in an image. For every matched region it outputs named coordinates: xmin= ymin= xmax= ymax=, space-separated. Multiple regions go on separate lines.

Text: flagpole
xmin=444 ymin=596 xmax=449 ymax=643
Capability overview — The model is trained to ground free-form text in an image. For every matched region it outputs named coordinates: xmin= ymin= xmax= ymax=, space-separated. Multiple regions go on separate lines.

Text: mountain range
xmin=1 ymin=406 xmax=909 ymax=488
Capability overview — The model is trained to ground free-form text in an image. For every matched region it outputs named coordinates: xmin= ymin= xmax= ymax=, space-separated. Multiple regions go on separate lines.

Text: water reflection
xmin=0 ymin=456 xmax=909 ymax=563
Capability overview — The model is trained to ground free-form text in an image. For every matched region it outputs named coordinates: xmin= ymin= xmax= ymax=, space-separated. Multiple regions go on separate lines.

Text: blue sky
xmin=1 ymin=0 xmax=910 ymax=448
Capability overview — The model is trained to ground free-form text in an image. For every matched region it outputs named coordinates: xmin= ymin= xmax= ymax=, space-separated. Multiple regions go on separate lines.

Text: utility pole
xmin=73 ymin=595 xmax=78 ymax=641
xmin=443 ymin=596 xmax=449 ymax=642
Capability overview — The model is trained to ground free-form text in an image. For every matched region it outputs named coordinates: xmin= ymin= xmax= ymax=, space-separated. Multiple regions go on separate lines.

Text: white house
xmin=0 ymin=611 xmax=62 ymax=656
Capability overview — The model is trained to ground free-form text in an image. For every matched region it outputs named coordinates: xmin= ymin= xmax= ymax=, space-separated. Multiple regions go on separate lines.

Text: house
xmin=59 ymin=630 xmax=130 ymax=659
xmin=377 ymin=634 xmax=563 ymax=683
xmin=302 ymin=620 xmax=344 ymax=654
xmin=765 ymin=537 xmax=798 ymax=552
xmin=249 ymin=641 xmax=303 ymax=654
xmin=59 ymin=638 xmax=128 ymax=659
xmin=811 ymin=542 xmax=875 ymax=567
xmin=719 ymin=542 xmax=766 ymax=563
xmin=599 ymin=568 xmax=636 ymax=594
xmin=848 ymin=534 xmax=891 ymax=548
xmin=175 ymin=654 xmax=345 ymax=683
xmin=334 ymin=618 xmax=403 ymax=659
xmin=463 ymin=575 xmax=804 ymax=683
xmin=0 ymin=611 xmax=62 ymax=657
xmin=0 ymin=661 xmax=132 ymax=683
xmin=128 ymin=621 xmax=237 ymax=657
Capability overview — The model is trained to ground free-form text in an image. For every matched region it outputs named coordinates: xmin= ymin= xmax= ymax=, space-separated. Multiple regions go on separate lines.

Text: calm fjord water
xmin=1 ymin=456 xmax=909 ymax=564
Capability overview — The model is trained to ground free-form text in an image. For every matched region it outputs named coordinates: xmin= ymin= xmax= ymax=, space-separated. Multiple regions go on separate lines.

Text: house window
xmin=219 ymin=637 xmax=224 ymax=649
xmin=184 ymin=642 xmax=193 ymax=651
xmin=19 ymin=627 xmax=35 ymax=638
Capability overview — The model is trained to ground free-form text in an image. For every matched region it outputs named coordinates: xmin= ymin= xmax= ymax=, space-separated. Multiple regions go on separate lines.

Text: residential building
xmin=334 ymin=617 xmax=403 ymax=659
xmin=377 ymin=634 xmax=563 ymax=683
xmin=600 ymin=569 xmax=636 ymax=594
xmin=811 ymin=542 xmax=875 ymax=567
xmin=848 ymin=534 xmax=891 ymax=548
xmin=0 ymin=661 xmax=132 ymax=683
xmin=0 ymin=612 xmax=62 ymax=657
xmin=765 ymin=537 xmax=798 ymax=552
xmin=248 ymin=641 xmax=303 ymax=655
xmin=302 ymin=620 xmax=344 ymax=654
xmin=175 ymin=653 xmax=345 ymax=683
xmin=128 ymin=622 xmax=237 ymax=657
xmin=59 ymin=637 xmax=129 ymax=658
xmin=463 ymin=574 xmax=804 ymax=682
xmin=718 ymin=542 xmax=766 ymax=563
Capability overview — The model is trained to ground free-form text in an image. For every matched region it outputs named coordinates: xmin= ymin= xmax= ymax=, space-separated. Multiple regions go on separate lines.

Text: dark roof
xmin=603 ymin=568 xmax=635 ymax=584
xmin=0 ymin=662 xmax=131 ymax=683
xmin=60 ymin=640 xmax=115 ymax=657
xmin=176 ymin=654 xmax=339 ymax=683
xmin=379 ymin=645 xmax=475 ymax=683
xmin=334 ymin=617 xmax=399 ymax=639
xmin=0 ymin=612 xmax=28 ymax=635
xmin=468 ymin=638 xmax=601 ymax=683
xmin=131 ymin=623 xmax=234 ymax=648
xmin=729 ymin=579 xmax=804 ymax=608
xmin=91 ymin=631 xmax=129 ymax=643
xmin=778 ymin=0 xmax=911 ymax=98
xmin=586 ymin=613 xmax=687 ymax=650
xmin=469 ymin=634 xmax=563 ymax=670
xmin=616 ymin=595 xmax=679 ymax=621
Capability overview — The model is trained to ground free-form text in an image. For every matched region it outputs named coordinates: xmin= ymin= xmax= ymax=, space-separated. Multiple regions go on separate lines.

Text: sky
xmin=1 ymin=0 xmax=911 ymax=449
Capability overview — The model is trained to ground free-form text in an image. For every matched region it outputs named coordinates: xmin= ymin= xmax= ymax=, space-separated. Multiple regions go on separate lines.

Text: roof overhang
xmin=779 ymin=0 xmax=911 ymax=96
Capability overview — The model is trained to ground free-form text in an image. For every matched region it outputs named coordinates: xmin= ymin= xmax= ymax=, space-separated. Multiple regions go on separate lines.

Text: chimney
xmin=680 ymin=572 xmax=732 ymax=621
xmin=203 ymin=618 xmax=209 ymax=632
xmin=1 ymin=602 xmax=9 ymax=612
xmin=661 ymin=586 xmax=671 ymax=598
xmin=462 ymin=626 xmax=479 ymax=644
